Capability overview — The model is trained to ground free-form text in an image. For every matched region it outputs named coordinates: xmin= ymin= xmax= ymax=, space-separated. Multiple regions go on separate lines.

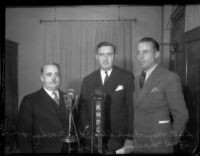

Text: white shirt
xmin=144 ymin=64 xmax=158 ymax=82
xmin=100 ymin=69 xmax=112 ymax=85
xmin=43 ymin=87 xmax=59 ymax=99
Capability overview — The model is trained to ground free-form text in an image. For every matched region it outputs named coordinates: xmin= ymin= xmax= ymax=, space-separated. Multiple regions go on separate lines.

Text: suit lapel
xmin=97 ymin=69 xmax=104 ymax=88
xmin=104 ymin=66 xmax=119 ymax=93
xmin=135 ymin=66 xmax=161 ymax=107
xmin=41 ymin=88 xmax=68 ymax=128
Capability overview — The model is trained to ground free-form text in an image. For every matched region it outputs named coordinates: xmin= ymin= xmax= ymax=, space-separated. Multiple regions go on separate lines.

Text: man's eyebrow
xmin=44 ymin=72 xmax=53 ymax=74
xmin=45 ymin=72 xmax=59 ymax=74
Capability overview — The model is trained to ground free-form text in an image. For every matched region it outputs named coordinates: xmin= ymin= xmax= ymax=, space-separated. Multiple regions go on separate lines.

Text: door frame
xmin=170 ymin=6 xmax=185 ymax=72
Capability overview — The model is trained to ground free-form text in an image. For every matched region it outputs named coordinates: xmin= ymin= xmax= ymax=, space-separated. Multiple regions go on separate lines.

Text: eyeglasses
xmin=136 ymin=50 xmax=155 ymax=56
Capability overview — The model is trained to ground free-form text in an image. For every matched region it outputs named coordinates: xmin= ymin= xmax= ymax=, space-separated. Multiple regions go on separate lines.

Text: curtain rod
xmin=39 ymin=18 xmax=137 ymax=24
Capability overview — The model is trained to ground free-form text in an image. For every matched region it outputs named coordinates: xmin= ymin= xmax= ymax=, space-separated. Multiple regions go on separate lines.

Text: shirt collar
xmin=43 ymin=87 xmax=59 ymax=98
xmin=100 ymin=69 xmax=112 ymax=85
xmin=100 ymin=69 xmax=112 ymax=77
xmin=144 ymin=64 xmax=158 ymax=81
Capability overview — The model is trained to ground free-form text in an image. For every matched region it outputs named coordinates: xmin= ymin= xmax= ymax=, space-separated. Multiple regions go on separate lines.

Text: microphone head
xmin=64 ymin=89 xmax=75 ymax=109
xmin=93 ymin=89 xmax=105 ymax=100
xmin=66 ymin=88 xmax=75 ymax=98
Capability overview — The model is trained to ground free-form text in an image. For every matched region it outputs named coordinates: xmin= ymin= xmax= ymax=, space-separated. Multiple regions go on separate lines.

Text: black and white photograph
xmin=2 ymin=0 xmax=200 ymax=155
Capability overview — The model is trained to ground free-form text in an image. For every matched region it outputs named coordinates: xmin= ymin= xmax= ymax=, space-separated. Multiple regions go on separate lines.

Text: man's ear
xmin=95 ymin=54 xmax=98 ymax=61
xmin=40 ymin=75 xmax=43 ymax=82
xmin=114 ymin=53 xmax=117 ymax=60
xmin=155 ymin=51 xmax=160 ymax=59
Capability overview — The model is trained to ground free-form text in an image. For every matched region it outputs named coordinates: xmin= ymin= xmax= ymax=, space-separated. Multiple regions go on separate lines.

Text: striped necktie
xmin=52 ymin=91 xmax=59 ymax=105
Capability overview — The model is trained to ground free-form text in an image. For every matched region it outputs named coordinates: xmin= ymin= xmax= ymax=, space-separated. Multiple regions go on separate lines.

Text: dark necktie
xmin=52 ymin=91 xmax=59 ymax=105
xmin=104 ymin=71 xmax=109 ymax=85
xmin=140 ymin=71 xmax=146 ymax=88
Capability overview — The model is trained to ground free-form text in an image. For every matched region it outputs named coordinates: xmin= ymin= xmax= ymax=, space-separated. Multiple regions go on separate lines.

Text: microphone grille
xmin=93 ymin=89 xmax=105 ymax=99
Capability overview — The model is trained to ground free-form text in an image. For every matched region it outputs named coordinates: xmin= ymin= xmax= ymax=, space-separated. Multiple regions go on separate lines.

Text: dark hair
xmin=139 ymin=37 xmax=159 ymax=51
xmin=41 ymin=63 xmax=60 ymax=74
xmin=96 ymin=42 xmax=116 ymax=54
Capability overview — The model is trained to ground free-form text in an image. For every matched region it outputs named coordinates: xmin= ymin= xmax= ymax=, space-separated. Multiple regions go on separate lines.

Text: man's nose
xmin=52 ymin=74 xmax=57 ymax=79
xmin=103 ymin=55 xmax=108 ymax=61
xmin=137 ymin=53 xmax=144 ymax=60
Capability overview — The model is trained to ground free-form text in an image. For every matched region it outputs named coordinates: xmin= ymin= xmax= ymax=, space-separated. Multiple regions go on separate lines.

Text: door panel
xmin=170 ymin=7 xmax=200 ymax=154
xmin=5 ymin=40 xmax=18 ymax=153
xmin=181 ymin=26 xmax=200 ymax=154
xmin=170 ymin=6 xmax=187 ymax=94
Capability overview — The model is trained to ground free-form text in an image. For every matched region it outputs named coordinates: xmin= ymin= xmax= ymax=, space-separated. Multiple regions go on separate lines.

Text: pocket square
xmin=115 ymin=85 xmax=124 ymax=91
xmin=159 ymin=120 xmax=170 ymax=124
xmin=151 ymin=87 xmax=160 ymax=93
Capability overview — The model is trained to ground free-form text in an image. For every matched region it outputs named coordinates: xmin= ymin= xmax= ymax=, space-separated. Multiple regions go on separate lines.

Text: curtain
xmin=43 ymin=20 xmax=133 ymax=93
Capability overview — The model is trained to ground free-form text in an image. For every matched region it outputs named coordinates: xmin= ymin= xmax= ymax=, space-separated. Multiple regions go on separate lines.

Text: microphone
xmin=61 ymin=89 xmax=79 ymax=148
xmin=91 ymin=89 xmax=105 ymax=153
xmin=93 ymin=89 xmax=105 ymax=136
xmin=63 ymin=89 xmax=75 ymax=109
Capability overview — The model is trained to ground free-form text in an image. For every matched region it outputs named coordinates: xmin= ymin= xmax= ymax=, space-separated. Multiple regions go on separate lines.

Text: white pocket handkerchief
xmin=115 ymin=85 xmax=124 ymax=91
xmin=159 ymin=120 xmax=170 ymax=124
xmin=151 ymin=87 xmax=160 ymax=93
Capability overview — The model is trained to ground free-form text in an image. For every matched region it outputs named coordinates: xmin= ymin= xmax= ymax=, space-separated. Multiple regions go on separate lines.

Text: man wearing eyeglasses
xmin=129 ymin=37 xmax=189 ymax=153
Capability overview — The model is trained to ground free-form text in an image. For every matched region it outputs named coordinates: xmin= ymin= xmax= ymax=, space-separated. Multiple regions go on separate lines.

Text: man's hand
xmin=124 ymin=139 xmax=134 ymax=154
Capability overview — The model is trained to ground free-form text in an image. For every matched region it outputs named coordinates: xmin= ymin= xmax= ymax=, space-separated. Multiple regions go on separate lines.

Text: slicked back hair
xmin=40 ymin=63 xmax=60 ymax=74
xmin=96 ymin=42 xmax=116 ymax=54
xmin=139 ymin=37 xmax=159 ymax=51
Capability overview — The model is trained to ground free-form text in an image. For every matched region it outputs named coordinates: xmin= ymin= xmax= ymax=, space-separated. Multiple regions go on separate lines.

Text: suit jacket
xmin=17 ymin=88 xmax=69 ymax=153
xmin=133 ymin=65 xmax=189 ymax=153
xmin=78 ymin=66 xmax=134 ymax=152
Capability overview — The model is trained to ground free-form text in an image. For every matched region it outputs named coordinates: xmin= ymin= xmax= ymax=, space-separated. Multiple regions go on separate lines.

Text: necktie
xmin=104 ymin=71 xmax=109 ymax=85
xmin=140 ymin=71 xmax=146 ymax=88
xmin=52 ymin=91 xmax=59 ymax=105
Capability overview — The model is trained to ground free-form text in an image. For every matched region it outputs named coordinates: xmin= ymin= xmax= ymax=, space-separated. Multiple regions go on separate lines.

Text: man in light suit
xmin=78 ymin=42 xmax=134 ymax=154
xmin=17 ymin=63 xmax=69 ymax=153
xmin=130 ymin=37 xmax=189 ymax=153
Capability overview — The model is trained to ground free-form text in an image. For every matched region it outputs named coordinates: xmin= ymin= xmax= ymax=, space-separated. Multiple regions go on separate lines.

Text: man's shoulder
xmin=24 ymin=88 xmax=44 ymax=99
xmin=158 ymin=66 xmax=180 ymax=79
xmin=83 ymin=69 xmax=99 ymax=81
xmin=114 ymin=66 xmax=134 ymax=78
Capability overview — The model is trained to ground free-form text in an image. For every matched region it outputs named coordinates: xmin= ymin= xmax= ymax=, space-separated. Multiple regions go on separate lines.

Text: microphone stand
xmin=61 ymin=95 xmax=79 ymax=153
xmin=97 ymin=134 xmax=103 ymax=153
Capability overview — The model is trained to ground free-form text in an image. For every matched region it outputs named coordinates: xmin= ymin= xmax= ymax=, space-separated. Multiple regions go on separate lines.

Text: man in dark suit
xmin=129 ymin=37 xmax=189 ymax=153
xmin=17 ymin=63 xmax=69 ymax=153
xmin=78 ymin=42 xmax=134 ymax=154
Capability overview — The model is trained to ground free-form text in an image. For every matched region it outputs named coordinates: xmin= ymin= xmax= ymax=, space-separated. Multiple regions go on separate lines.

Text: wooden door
xmin=5 ymin=39 xmax=18 ymax=153
xmin=170 ymin=7 xmax=200 ymax=154
xmin=181 ymin=26 xmax=200 ymax=154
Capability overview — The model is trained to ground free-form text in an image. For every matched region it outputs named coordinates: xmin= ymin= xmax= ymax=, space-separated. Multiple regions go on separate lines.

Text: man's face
xmin=136 ymin=41 xmax=159 ymax=71
xmin=96 ymin=45 xmax=116 ymax=71
xmin=40 ymin=65 xmax=60 ymax=91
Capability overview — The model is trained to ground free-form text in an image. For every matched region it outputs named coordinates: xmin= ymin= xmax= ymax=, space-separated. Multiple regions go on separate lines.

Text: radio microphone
xmin=93 ymin=89 xmax=105 ymax=136
xmin=91 ymin=89 xmax=105 ymax=154
xmin=63 ymin=89 xmax=75 ymax=109
xmin=61 ymin=89 xmax=79 ymax=153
